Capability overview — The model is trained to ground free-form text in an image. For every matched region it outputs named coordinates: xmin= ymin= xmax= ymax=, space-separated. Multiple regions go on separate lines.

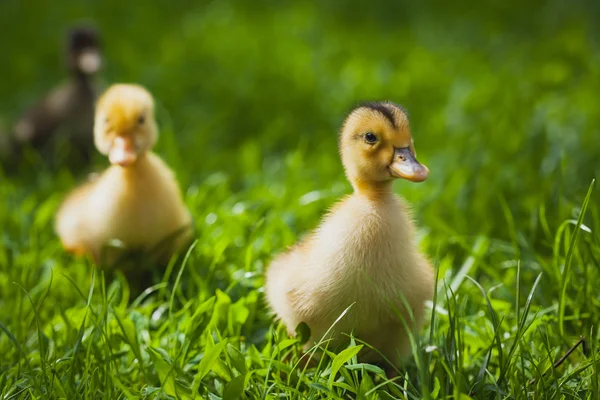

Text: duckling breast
xmin=85 ymin=154 xmax=190 ymax=249
xmin=308 ymin=194 xmax=431 ymax=324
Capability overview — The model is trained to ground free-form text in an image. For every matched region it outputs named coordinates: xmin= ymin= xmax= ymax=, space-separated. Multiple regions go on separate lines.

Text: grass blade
xmin=558 ymin=179 xmax=595 ymax=336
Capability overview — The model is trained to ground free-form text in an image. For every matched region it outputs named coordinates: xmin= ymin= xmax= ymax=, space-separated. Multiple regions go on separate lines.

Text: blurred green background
xmin=2 ymin=0 xmax=599 ymax=238
xmin=1 ymin=0 xmax=600 ymax=397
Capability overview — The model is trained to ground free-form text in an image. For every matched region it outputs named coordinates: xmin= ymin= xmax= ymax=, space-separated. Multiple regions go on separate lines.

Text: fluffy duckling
xmin=10 ymin=26 xmax=102 ymax=164
xmin=55 ymin=84 xmax=192 ymax=265
xmin=265 ymin=102 xmax=434 ymax=369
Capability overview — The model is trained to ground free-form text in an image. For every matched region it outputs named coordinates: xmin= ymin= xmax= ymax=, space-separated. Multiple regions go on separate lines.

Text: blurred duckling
xmin=265 ymin=102 xmax=434 ymax=369
xmin=10 ymin=26 xmax=102 ymax=165
xmin=55 ymin=84 xmax=192 ymax=266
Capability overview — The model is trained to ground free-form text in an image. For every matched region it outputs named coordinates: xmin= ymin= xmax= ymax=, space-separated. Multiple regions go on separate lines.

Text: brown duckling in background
xmin=7 ymin=26 xmax=102 ymax=166
xmin=55 ymin=84 xmax=192 ymax=267
xmin=265 ymin=102 xmax=434 ymax=371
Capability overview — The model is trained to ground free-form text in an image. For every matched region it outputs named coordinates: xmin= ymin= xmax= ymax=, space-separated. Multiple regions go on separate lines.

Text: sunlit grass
xmin=0 ymin=156 xmax=598 ymax=398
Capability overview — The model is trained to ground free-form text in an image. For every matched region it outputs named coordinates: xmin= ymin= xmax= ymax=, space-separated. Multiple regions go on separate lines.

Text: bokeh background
xmin=2 ymin=0 xmax=599 ymax=235
xmin=1 ymin=0 xmax=600 ymax=396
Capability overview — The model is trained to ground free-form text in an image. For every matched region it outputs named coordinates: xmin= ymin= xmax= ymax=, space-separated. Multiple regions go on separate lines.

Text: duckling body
xmin=57 ymin=153 xmax=191 ymax=258
xmin=56 ymin=84 xmax=191 ymax=264
xmin=266 ymin=102 xmax=434 ymax=366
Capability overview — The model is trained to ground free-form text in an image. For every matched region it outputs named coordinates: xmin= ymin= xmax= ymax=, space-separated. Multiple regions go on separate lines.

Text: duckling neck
xmin=71 ymin=69 xmax=94 ymax=84
xmin=352 ymin=179 xmax=394 ymax=201
xmin=115 ymin=153 xmax=154 ymax=178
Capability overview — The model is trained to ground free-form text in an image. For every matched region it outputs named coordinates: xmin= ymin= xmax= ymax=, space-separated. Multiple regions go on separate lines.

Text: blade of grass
xmin=450 ymin=236 xmax=489 ymax=293
xmin=558 ymin=179 xmax=595 ymax=336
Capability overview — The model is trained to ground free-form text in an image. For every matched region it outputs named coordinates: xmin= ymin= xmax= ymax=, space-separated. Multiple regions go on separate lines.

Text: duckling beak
xmin=77 ymin=49 xmax=102 ymax=75
xmin=109 ymin=136 xmax=137 ymax=167
xmin=389 ymin=147 xmax=429 ymax=182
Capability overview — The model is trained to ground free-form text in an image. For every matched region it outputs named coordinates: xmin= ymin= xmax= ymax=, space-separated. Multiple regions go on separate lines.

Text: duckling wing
xmin=265 ymin=242 xmax=315 ymax=335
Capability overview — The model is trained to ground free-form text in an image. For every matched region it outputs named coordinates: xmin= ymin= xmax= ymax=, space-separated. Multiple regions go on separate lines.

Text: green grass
xmin=1 ymin=0 xmax=600 ymax=398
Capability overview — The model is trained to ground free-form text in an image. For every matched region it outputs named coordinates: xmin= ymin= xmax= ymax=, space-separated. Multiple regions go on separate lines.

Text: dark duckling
xmin=4 ymin=26 xmax=102 ymax=169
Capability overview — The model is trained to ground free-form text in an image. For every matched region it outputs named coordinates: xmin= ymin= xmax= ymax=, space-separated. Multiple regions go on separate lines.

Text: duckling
xmin=55 ymin=84 xmax=192 ymax=266
xmin=265 ymin=102 xmax=434 ymax=369
xmin=10 ymin=26 xmax=102 ymax=165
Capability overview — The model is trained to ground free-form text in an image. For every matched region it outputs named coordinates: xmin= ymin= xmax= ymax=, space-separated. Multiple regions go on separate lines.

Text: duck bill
xmin=389 ymin=147 xmax=429 ymax=182
xmin=109 ymin=136 xmax=137 ymax=167
xmin=77 ymin=49 xmax=102 ymax=75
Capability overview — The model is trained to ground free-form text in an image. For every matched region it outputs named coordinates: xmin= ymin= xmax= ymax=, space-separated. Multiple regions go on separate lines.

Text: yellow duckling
xmin=265 ymin=102 xmax=434 ymax=369
xmin=55 ymin=84 xmax=192 ymax=265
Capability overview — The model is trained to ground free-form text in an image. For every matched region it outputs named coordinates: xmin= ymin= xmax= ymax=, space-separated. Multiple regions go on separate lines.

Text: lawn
xmin=1 ymin=0 xmax=600 ymax=398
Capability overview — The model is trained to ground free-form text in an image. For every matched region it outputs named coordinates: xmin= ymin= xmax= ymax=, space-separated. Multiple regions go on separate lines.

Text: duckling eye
xmin=138 ymin=115 xmax=145 ymax=125
xmin=364 ymin=132 xmax=378 ymax=144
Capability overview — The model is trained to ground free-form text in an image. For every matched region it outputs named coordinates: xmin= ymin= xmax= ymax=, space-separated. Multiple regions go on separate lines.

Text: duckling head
xmin=67 ymin=27 xmax=102 ymax=76
xmin=94 ymin=84 xmax=158 ymax=167
xmin=339 ymin=102 xmax=429 ymax=191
